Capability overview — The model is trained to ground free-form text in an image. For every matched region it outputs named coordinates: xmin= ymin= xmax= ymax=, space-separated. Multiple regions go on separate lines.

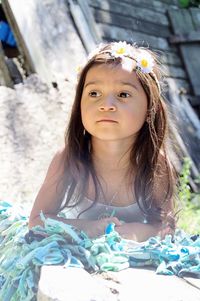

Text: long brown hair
xmin=58 ymin=42 xmax=178 ymax=229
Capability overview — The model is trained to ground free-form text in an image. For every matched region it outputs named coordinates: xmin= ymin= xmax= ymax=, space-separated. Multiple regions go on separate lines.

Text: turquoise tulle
xmin=0 ymin=201 xmax=200 ymax=300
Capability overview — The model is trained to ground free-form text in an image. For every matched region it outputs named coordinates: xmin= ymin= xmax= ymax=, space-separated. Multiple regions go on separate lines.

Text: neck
xmin=91 ymin=137 xmax=133 ymax=174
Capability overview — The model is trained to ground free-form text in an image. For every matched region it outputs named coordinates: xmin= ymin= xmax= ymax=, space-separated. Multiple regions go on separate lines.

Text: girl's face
xmin=81 ymin=63 xmax=148 ymax=143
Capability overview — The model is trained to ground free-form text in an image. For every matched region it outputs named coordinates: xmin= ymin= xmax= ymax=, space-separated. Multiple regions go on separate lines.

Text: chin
xmin=95 ymin=135 xmax=120 ymax=141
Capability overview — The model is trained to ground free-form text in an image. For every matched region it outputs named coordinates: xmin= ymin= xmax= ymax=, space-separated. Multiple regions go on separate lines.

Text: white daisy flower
xmin=121 ymin=57 xmax=135 ymax=73
xmin=111 ymin=41 xmax=133 ymax=58
xmin=136 ymin=50 xmax=154 ymax=74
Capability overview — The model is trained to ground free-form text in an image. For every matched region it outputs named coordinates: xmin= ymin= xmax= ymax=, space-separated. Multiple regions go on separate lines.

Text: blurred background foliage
xmin=177 ymin=157 xmax=200 ymax=234
xmin=179 ymin=0 xmax=200 ymax=8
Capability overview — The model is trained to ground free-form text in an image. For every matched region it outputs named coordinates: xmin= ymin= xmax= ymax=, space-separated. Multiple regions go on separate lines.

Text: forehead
xmin=84 ymin=63 xmax=141 ymax=87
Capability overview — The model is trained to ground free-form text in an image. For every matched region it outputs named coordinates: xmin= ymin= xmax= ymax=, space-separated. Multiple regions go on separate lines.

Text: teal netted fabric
xmin=0 ymin=201 xmax=200 ymax=300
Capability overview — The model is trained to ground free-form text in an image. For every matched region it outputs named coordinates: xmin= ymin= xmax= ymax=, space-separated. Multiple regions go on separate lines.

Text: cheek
xmin=127 ymin=103 xmax=147 ymax=120
xmin=81 ymin=105 xmax=87 ymax=126
xmin=81 ymin=101 xmax=93 ymax=129
xmin=81 ymin=97 xmax=88 ymax=115
xmin=81 ymin=99 xmax=97 ymax=117
xmin=124 ymin=104 xmax=147 ymax=131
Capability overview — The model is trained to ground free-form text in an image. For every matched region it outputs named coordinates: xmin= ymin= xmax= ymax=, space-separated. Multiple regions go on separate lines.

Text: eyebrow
xmin=84 ymin=81 xmax=101 ymax=89
xmin=118 ymin=81 xmax=138 ymax=90
xmin=84 ymin=80 xmax=138 ymax=90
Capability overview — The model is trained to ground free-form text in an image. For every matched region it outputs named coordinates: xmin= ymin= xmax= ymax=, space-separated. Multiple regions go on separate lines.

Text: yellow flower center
xmin=116 ymin=47 xmax=126 ymax=55
xmin=141 ymin=59 xmax=148 ymax=68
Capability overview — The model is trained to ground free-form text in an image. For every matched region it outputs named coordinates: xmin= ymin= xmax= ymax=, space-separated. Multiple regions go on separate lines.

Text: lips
xmin=97 ymin=119 xmax=118 ymax=123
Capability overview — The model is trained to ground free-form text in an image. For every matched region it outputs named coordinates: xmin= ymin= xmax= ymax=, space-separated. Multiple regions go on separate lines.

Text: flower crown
xmin=111 ymin=41 xmax=154 ymax=74
xmin=80 ymin=41 xmax=161 ymax=92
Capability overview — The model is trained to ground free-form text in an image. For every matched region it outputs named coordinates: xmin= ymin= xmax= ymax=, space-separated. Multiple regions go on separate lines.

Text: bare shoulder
xmin=43 ymin=146 xmax=66 ymax=183
xmin=50 ymin=146 xmax=66 ymax=168
xmin=29 ymin=146 xmax=67 ymax=226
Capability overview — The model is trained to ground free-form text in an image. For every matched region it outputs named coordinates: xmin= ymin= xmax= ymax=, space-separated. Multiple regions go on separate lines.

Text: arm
xmin=29 ymin=148 xmax=121 ymax=237
xmin=115 ymin=222 xmax=171 ymax=242
xmin=29 ymin=147 xmax=66 ymax=229
xmin=30 ymin=213 xmax=121 ymax=238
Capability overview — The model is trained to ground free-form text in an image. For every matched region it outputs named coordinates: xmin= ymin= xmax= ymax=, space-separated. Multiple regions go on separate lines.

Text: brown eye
xmin=118 ymin=92 xmax=131 ymax=98
xmin=89 ymin=91 xmax=101 ymax=97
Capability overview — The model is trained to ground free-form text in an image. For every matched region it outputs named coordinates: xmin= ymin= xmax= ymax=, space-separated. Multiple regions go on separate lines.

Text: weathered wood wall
xmin=0 ymin=42 xmax=13 ymax=87
xmin=88 ymin=0 xmax=191 ymax=94
xmin=169 ymin=7 xmax=200 ymax=98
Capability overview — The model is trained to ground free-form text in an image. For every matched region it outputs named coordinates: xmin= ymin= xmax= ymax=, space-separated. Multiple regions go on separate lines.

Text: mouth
xmin=97 ymin=119 xmax=118 ymax=123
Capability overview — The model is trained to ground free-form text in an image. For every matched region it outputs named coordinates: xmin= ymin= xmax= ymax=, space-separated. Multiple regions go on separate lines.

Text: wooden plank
xmin=168 ymin=8 xmax=200 ymax=96
xmin=99 ymin=24 xmax=171 ymax=51
xmin=94 ymin=268 xmax=200 ymax=301
xmin=116 ymin=0 xmax=179 ymax=8
xmin=161 ymin=51 xmax=183 ymax=67
xmin=68 ymin=0 xmax=98 ymax=53
xmin=93 ymin=8 xmax=171 ymax=38
xmin=2 ymin=0 xmax=87 ymax=85
xmin=89 ymin=0 xmax=169 ymax=26
xmin=0 ymin=42 xmax=13 ymax=87
xmin=169 ymin=31 xmax=200 ymax=43
xmin=186 ymin=95 xmax=200 ymax=106
xmin=94 ymin=0 xmax=170 ymax=14
xmin=158 ymin=0 xmax=179 ymax=4
xmin=167 ymin=78 xmax=200 ymax=175
xmin=168 ymin=8 xmax=194 ymax=34
xmin=1 ymin=1 xmax=35 ymax=76
xmin=38 ymin=266 xmax=115 ymax=300
xmin=5 ymin=57 xmax=23 ymax=85
xmin=122 ymin=0 xmax=178 ymax=4
xmin=38 ymin=266 xmax=200 ymax=301
xmin=190 ymin=7 xmax=200 ymax=30
xmin=77 ymin=0 xmax=101 ymax=45
xmin=180 ymin=44 xmax=200 ymax=95
xmin=164 ymin=64 xmax=187 ymax=79
xmin=184 ymin=277 xmax=200 ymax=290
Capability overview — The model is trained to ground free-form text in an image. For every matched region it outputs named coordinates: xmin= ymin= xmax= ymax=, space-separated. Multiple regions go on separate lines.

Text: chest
xmin=86 ymin=173 xmax=136 ymax=207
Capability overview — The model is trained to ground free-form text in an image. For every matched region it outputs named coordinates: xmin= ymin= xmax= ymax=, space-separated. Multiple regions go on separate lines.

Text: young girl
xmin=29 ymin=41 xmax=178 ymax=242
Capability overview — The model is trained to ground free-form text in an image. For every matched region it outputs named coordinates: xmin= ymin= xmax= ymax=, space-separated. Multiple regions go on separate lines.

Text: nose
xmin=98 ymin=95 xmax=116 ymax=112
